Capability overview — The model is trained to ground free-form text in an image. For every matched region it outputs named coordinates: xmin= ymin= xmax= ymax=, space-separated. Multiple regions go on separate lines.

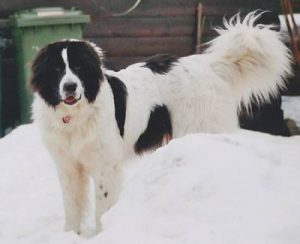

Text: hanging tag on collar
xmin=62 ymin=115 xmax=71 ymax=124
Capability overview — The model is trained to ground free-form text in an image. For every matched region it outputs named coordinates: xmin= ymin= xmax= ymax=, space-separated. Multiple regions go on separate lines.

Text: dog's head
xmin=30 ymin=40 xmax=104 ymax=108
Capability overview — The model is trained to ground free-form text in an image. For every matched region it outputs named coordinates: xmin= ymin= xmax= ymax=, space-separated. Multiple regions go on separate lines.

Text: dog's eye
xmin=73 ymin=66 xmax=81 ymax=71
xmin=54 ymin=67 xmax=62 ymax=73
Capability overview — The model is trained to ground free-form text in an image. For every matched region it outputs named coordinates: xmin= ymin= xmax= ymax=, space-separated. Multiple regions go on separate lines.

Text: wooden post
xmin=195 ymin=3 xmax=205 ymax=54
xmin=280 ymin=0 xmax=300 ymax=65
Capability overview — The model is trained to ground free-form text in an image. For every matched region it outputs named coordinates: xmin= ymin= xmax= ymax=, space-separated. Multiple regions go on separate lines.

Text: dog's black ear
xmin=29 ymin=43 xmax=65 ymax=107
xmin=30 ymin=45 xmax=49 ymax=92
xmin=85 ymin=41 xmax=105 ymax=65
xmin=82 ymin=41 xmax=104 ymax=80
xmin=81 ymin=42 xmax=104 ymax=103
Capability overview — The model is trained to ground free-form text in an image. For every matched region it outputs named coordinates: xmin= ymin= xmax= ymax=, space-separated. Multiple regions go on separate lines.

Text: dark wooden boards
xmin=0 ymin=0 xmax=282 ymax=71
xmin=90 ymin=36 xmax=195 ymax=57
xmin=0 ymin=0 xmax=280 ymax=18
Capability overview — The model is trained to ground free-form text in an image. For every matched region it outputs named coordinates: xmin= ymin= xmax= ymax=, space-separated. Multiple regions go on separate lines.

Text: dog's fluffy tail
xmin=205 ymin=12 xmax=292 ymax=108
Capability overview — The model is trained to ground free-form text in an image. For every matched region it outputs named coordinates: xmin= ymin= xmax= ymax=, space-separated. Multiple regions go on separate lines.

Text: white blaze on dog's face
xmin=59 ymin=48 xmax=84 ymax=106
xmin=30 ymin=40 xmax=104 ymax=108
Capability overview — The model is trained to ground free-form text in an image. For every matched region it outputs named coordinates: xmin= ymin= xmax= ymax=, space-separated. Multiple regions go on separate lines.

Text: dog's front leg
xmin=93 ymin=166 xmax=122 ymax=233
xmin=56 ymin=161 xmax=88 ymax=234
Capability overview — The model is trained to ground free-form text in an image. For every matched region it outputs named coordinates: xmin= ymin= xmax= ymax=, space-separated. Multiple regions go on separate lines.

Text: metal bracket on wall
xmin=93 ymin=0 xmax=142 ymax=17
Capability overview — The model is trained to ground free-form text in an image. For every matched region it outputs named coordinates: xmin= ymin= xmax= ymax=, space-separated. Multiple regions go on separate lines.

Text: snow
xmin=282 ymin=96 xmax=300 ymax=128
xmin=0 ymin=124 xmax=300 ymax=243
xmin=279 ymin=14 xmax=300 ymax=33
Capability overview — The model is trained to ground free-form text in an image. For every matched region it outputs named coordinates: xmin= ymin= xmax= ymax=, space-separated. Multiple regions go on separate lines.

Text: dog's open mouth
xmin=63 ymin=95 xmax=81 ymax=105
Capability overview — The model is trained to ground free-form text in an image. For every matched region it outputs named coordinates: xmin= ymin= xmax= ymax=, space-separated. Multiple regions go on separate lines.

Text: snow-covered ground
xmin=279 ymin=14 xmax=300 ymax=33
xmin=282 ymin=96 xmax=300 ymax=128
xmin=0 ymin=124 xmax=300 ymax=244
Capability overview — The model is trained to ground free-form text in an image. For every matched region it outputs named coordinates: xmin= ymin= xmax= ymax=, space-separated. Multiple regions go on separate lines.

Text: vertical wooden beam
xmin=195 ymin=3 xmax=205 ymax=53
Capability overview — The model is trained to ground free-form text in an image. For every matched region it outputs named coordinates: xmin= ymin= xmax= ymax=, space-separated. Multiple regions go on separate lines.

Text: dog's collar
xmin=62 ymin=115 xmax=71 ymax=124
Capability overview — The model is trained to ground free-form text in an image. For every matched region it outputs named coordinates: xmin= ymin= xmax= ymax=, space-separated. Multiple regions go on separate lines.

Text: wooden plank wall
xmin=0 ymin=0 xmax=280 ymax=70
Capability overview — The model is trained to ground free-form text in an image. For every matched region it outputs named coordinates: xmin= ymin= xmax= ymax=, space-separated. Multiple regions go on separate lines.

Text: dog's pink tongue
xmin=62 ymin=115 xmax=71 ymax=124
xmin=65 ymin=96 xmax=75 ymax=103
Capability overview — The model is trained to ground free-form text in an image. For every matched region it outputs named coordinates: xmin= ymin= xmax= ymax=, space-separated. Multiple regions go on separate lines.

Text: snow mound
xmin=0 ymin=125 xmax=300 ymax=243
xmin=282 ymin=96 xmax=300 ymax=128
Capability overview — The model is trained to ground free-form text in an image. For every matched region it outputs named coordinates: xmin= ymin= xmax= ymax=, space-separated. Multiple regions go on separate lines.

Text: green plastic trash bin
xmin=9 ymin=7 xmax=90 ymax=123
xmin=0 ymin=36 xmax=5 ymax=136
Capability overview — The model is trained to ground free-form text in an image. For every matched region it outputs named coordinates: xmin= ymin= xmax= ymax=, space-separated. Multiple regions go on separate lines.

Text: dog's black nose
xmin=63 ymin=82 xmax=77 ymax=93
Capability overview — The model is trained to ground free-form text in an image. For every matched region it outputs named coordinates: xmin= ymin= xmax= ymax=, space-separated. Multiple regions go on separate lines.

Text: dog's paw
xmin=64 ymin=223 xmax=81 ymax=235
xmin=95 ymin=222 xmax=102 ymax=234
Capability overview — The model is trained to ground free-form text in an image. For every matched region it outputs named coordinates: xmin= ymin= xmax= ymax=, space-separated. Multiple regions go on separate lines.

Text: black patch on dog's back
xmin=135 ymin=104 xmax=172 ymax=154
xmin=107 ymin=75 xmax=127 ymax=137
xmin=143 ymin=54 xmax=178 ymax=74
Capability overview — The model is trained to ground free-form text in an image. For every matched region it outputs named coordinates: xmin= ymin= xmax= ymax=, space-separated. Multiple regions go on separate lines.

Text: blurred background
xmin=0 ymin=0 xmax=299 ymax=137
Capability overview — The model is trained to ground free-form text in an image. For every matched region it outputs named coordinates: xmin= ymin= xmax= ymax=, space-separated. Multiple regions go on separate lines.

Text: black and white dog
xmin=30 ymin=13 xmax=291 ymax=234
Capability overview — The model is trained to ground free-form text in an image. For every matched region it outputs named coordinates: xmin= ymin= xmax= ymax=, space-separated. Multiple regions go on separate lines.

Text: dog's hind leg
xmin=56 ymin=161 xmax=88 ymax=234
xmin=93 ymin=165 xmax=122 ymax=233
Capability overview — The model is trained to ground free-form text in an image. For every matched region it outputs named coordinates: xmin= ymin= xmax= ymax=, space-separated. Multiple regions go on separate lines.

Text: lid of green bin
xmin=9 ymin=7 xmax=90 ymax=27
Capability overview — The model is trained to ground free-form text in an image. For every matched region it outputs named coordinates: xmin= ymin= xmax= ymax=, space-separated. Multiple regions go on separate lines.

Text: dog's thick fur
xmin=31 ymin=13 xmax=291 ymax=234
